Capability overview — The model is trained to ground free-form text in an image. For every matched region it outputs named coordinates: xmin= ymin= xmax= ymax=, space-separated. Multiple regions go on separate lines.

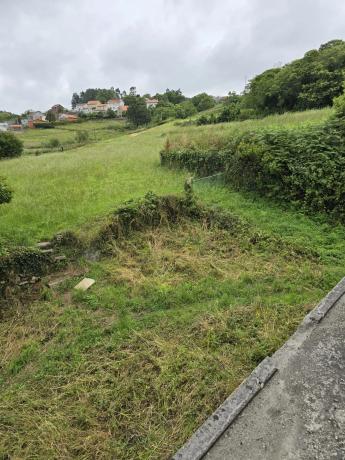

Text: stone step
xmin=74 ymin=278 xmax=95 ymax=291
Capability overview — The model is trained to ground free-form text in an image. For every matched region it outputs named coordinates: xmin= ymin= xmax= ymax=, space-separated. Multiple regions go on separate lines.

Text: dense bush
xmin=161 ymin=115 xmax=345 ymax=221
xmin=33 ymin=121 xmax=55 ymax=129
xmin=196 ymin=107 xmax=258 ymax=126
xmin=0 ymin=132 xmax=23 ymax=159
xmin=0 ymin=179 xmax=12 ymax=204
xmin=46 ymin=138 xmax=61 ymax=149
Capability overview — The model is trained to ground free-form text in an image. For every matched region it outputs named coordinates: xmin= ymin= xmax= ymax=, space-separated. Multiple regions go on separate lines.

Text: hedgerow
xmin=161 ymin=115 xmax=345 ymax=221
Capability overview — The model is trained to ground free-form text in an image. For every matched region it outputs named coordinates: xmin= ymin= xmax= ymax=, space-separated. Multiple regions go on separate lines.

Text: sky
xmin=1 ymin=0 xmax=345 ymax=114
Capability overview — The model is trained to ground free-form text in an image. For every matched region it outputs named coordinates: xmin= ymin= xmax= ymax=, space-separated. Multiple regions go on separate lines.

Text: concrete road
xmin=206 ymin=295 xmax=345 ymax=460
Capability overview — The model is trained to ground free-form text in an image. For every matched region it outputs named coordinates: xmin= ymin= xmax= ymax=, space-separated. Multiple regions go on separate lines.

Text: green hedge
xmin=161 ymin=117 xmax=345 ymax=220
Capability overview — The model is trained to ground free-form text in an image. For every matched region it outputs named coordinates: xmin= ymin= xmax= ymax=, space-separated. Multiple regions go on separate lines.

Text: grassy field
xmin=18 ymin=119 xmax=127 ymax=155
xmin=1 ymin=107 xmax=344 ymax=459
xmin=0 ymin=108 xmax=331 ymax=247
xmin=168 ymin=107 xmax=332 ymax=150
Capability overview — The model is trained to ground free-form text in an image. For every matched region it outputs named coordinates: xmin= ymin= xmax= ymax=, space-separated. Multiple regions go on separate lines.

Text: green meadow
xmin=1 ymin=107 xmax=345 ymax=459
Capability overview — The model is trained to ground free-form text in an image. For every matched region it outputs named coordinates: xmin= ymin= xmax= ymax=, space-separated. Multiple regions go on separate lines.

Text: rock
xmin=74 ymin=278 xmax=95 ymax=291
xmin=40 ymin=249 xmax=54 ymax=254
xmin=54 ymin=255 xmax=67 ymax=262
xmin=37 ymin=241 xmax=52 ymax=249
xmin=30 ymin=276 xmax=40 ymax=284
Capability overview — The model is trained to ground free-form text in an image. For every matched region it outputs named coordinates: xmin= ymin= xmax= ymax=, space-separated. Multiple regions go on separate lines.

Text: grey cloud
xmin=0 ymin=0 xmax=345 ymax=113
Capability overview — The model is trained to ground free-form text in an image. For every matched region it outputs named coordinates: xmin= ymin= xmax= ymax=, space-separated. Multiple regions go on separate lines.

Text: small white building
xmin=0 ymin=122 xmax=8 ymax=132
xmin=145 ymin=98 xmax=159 ymax=109
xmin=74 ymin=99 xmax=125 ymax=114
xmin=107 ymin=98 xmax=125 ymax=111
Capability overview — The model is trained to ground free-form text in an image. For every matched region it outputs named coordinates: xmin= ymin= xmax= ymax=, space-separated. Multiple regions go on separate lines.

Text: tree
xmin=0 ymin=132 xmax=23 ymax=159
xmin=126 ymin=97 xmax=151 ymax=127
xmin=46 ymin=110 xmax=56 ymax=122
xmin=175 ymin=101 xmax=197 ymax=119
xmin=164 ymin=89 xmax=185 ymax=104
xmin=243 ymin=39 xmax=345 ymax=114
xmin=106 ymin=108 xmax=116 ymax=119
xmin=152 ymin=101 xmax=176 ymax=122
xmin=71 ymin=92 xmax=80 ymax=109
xmin=191 ymin=93 xmax=215 ymax=112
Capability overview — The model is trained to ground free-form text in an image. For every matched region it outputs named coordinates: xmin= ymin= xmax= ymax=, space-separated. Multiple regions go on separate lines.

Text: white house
xmin=107 ymin=98 xmax=125 ymax=111
xmin=74 ymin=99 xmax=125 ymax=114
xmin=0 ymin=122 xmax=8 ymax=132
xmin=145 ymin=98 xmax=159 ymax=109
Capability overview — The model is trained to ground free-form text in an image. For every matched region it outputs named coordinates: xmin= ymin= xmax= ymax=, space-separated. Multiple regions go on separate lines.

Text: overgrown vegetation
xmin=0 ymin=132 xmax=23 ymax=159
xmin=1 ymin=97 xmax=345 ymax=459
xmin=0 ymin=179 xmax=12 ymax=205
xmin=1 ymin=186 xmax=340 ymax=459
xmin=162 ymin=101 xmax=345 ymax=221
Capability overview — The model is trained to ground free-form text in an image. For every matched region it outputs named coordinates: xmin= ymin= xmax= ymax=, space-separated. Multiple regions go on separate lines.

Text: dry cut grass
xmin=0 ymin=219 xmax=324 ymax=459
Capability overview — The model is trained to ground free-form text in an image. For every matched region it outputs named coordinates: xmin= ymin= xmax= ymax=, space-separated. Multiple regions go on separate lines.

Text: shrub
xmin=46 ymin=138 xmax=60 ymax=149
xmin=33 ymin=121 xmax=55 ymax=129
xmin=333 ymin=90 xmax=345 ymax=119
xmin=75 ymin=130 xmax=89 ymax=143
xmin=0 ymin=179 xmax=12 ymax=204
xmin=0 ymin=132 xmax=23 ymax=159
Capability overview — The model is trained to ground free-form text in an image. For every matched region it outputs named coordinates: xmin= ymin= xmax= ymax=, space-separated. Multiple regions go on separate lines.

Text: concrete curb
xmin=172 ymin=358 xmax=277 ymax=460
xmin=172 ymin=276 xmax=345 ymax=460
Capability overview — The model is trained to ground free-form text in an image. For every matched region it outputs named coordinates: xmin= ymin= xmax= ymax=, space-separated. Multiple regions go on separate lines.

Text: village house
xmin=145 ymin=98 xmax=159 ymax=108
xmin=58 ymin=113 xmax=78 ymax=122
xmin=107 ymin=98 xmax=124 ymax=111
xmin=0 ymin=122 xmax=8 ymax=132
xmin=74 ymin=98 xmax=126 ymax=116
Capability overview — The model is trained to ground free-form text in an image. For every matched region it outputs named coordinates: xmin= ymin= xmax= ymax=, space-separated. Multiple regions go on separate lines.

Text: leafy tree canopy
xmin=126 ymin=96 xmax=151 ymax=127
xmin=191 ymin=93 xmax=215 ymax=112
xmin=243 ymin=39 xmax=345 ymax=114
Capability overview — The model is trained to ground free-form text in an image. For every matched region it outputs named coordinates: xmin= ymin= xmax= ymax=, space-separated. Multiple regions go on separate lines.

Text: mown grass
xmin=0 ymin=215 xmax=332 ymax=459
xmin=1 ymin=106 xmax=344 ymax=459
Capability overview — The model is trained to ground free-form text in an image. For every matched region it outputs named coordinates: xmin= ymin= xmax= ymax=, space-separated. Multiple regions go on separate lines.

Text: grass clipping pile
xmin=0 ymin=189 xmax=324 ymax=459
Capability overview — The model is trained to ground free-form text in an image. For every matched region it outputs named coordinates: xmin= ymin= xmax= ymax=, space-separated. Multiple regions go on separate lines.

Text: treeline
xmin=243 ymin=39 xmax=345 ymax=114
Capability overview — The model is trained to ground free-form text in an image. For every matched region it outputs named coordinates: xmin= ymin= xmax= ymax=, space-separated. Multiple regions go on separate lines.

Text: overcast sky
xmin=1 ymin=0 xmax=345 ymax=114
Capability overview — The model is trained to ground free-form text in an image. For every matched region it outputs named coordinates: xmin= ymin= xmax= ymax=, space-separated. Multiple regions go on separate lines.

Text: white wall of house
xmin=74 ymin=99 xmax=125 ymax=114
xmin=0 ymin=122 xmax=8 ymax=132
xmin=107 ymin=99 xmax=124 ymax=111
